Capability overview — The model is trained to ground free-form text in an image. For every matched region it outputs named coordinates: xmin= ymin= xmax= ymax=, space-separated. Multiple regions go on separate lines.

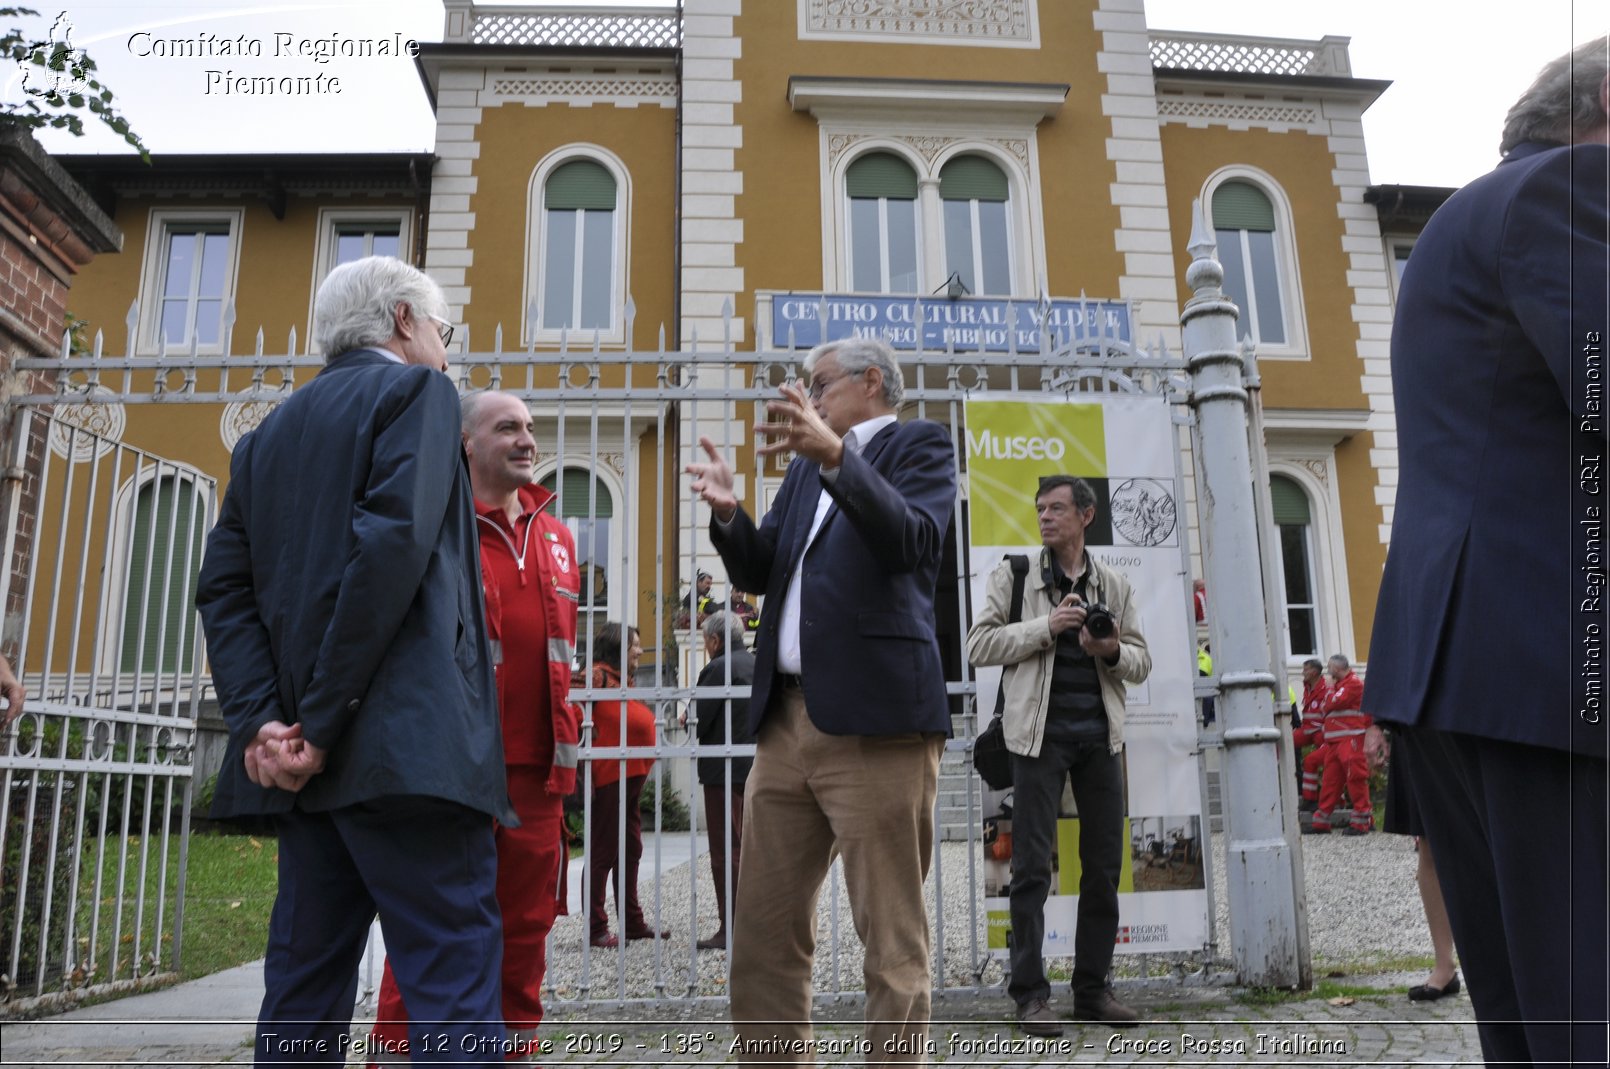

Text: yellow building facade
xmin=50 ymin=0 xmax=1402 ymax=693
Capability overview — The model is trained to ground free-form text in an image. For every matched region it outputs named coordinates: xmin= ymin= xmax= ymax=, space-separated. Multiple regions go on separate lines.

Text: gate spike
xmin=125 ymin=299 xmax=138 ymax=356
xmin=91 ymin=328 xmax=104 ymax=359
xmin=288 ymin=326 xmax=298 ymax=357
xmin=253 ymin=327 xmax=265 ymax=358
xmin=222 ymin=299 xmax=237 ymax=356
xmin=494 ymin=322 xmax=504 ymax=352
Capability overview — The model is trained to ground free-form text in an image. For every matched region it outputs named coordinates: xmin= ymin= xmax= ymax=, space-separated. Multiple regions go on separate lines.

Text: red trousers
xmin=1315 ymin=735 xmax=1372 ymax=830
xmin=368 ymin=768 xmax=566 ymax=1061
xmin=589 ymin=775 xmax=647 ymax=939
xmin=1300 ymin=741 xmax=1332 ymax=801
xmin=702 ymin=785 xmax=744 ymax=933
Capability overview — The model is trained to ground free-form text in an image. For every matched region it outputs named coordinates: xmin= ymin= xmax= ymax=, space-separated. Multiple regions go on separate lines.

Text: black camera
xmin=1082 ymin=603 xmax=1116 ymax=639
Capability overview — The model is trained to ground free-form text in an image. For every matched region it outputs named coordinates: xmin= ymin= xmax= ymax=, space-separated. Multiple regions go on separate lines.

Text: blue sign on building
xmin=769 ymin=293 xmax=1132 ymax=352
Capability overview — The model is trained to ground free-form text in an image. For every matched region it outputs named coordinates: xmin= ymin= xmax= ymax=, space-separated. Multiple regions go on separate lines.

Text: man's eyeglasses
xmin=807 ymin=371 xmax=854 ymax=400
xmin=426 ymin=312 xmax=456 ymax=348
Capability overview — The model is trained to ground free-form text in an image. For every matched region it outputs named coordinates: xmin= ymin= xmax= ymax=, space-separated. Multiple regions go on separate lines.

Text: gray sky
xmin=10 ymin=1 xmax=1605 ymax=187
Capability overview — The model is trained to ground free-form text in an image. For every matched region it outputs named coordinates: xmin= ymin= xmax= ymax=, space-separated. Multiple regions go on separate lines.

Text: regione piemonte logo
xmin=18 ymin=12 xmax=91 ymax=101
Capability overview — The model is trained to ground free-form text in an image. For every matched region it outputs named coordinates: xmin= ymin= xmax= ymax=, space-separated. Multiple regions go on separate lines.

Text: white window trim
xmin=135 ymin=208 xmax=244 ymax=356
xmin=96 ymin=463 xmax=215 ymax=678
xmin=1200 ymin=166 xmax=1309 ymax=360
xmin=523 ymin=145 xmax=631 ymax=347
xmin=1266 ymin=455 xmax=1355 ymax=665
xmin=1385 ymin=238 xmax=1415 ymax=306
xmin=823 ymin=132 xmax=1043 ymax=299
xmin=306 ymin=206 xmax=416 ymax=352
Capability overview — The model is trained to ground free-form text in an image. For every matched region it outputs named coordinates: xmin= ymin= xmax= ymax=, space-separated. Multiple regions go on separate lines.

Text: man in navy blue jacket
xmin=1364 ymin=38 xmax=1608 ymax=1066
xmin=197 ymin=256 xmax=511 ymax=1066
xmin=688 ymin=336 xmax=956 ymax=1065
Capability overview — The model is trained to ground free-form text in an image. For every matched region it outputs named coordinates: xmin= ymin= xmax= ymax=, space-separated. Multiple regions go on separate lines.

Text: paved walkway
xmin=0 ymin=963 xmax=1483 ymax=1066
xmin=1 ymin=830 xmax=1487 ymax=1066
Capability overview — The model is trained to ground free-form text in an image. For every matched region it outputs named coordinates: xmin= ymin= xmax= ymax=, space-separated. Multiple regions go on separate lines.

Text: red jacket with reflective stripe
xmin=1320 ymin=671 xmax=1370 ymax=741
xmin=475 ymin=484 xmax=581 ymax=796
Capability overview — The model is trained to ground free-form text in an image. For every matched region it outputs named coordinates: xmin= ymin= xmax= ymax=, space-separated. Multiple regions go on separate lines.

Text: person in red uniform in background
xmin=1294 ymin=658 xmax=1331 ymax=812
xmin=1305 ymin=654 xmax=1373 ymax=835
xmin=368 ymin=391 xmax=581 ymax=1063
xmin=586 ymin=623 xmax=667 ymax=948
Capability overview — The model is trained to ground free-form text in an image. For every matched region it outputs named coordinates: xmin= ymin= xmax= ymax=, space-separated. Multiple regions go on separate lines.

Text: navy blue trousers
xmin=257 ymin=797 xmax=503 ymax=1067
xmin=1399 ymin=726 xmax=1607 ymax=1067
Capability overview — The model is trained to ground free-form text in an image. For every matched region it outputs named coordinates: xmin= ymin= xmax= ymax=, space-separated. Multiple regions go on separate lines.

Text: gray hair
xmin=1500 ymin=36 xmax=1609 ymax=154
xmin=1327 ymin=653 xmax=1350 ymax=671
xmin=313 ymin=255 xmax=447 ymax=360
xmin=803 ymin=337 xmax=905 ymax=409
xmin=701 ymin=610 xmax=743 ymax=653
xmin=1036 ymin=474 xmax=1097 ymax=512
xmin=459 ymin=390 xmax=516 ymax=436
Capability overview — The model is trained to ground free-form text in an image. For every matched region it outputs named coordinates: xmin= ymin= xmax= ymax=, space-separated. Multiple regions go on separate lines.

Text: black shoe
xmin=1301 ymin=824 xmax=1330 ymax=835
xmin=1072 ymin=988 xmax=1139 ymax=1025
xmin=1342 ymin=825 xmax=1371 ymax=836
xmin=1016 ymin=998 xmax=1064 ymax=1037
xmin=695 ymin=931 xmax=729 ymax=951
xmin=1298 ymin=798 xmax=1318 ymax=813
xmin=1408 ymin=973 xmax=1461 ymax=1001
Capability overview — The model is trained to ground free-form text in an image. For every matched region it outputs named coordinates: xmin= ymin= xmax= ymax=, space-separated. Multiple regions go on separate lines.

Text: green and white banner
xmin=965 ymin=394 xmax=1208 ymax=958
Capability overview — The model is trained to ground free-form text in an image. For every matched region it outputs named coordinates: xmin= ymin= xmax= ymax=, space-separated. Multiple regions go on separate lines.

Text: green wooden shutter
xmin=1270 ymin=475 xmax=1311 ymax=526
xmin=1212 ymin=181 xmax=1276 ymax=232
xmin=121 ymin=477 xmax=205 ymax=675
xmin=846 ymin=153 xmax=918 ymax=200
xmin=939 ymin=155 xmax=1009 ymax=202
xmin=540 ymin=469 xmax=614 ymax=518
xmin=545 ymin=160 xmax=617 ymax=211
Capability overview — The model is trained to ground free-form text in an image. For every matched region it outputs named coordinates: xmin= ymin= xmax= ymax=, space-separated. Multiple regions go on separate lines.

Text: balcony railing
xmin=1149 ymin=31 xmax=1353 ymax=78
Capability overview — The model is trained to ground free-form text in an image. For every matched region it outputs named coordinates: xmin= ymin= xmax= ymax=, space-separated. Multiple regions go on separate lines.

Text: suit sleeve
xmin=823 ymin=420 xmax=956 ymax=574
xmin=966 ymin=558 xmax=1054 ymax=667
xmin=196 ymin=434 xmax=283 ymax=746
xmin=295 ymin=369 xmax=465 ymax=749
xmin=711 ymin=460 xmax=803 ymax=593
xmin=1501 ymin=145 xmax=1610 ymax=418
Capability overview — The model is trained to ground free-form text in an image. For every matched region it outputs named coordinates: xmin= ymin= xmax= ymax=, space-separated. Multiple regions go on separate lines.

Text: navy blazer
xmin=197 ymin=350 xmax=513 ymax=820
xmin=712 ymin=418 xmax=957 ymax=738
xmin=1364 ymin=143 xmax=1609 ymax=758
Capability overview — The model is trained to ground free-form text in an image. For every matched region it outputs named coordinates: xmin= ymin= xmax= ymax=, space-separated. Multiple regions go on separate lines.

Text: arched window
xmin=940 ymin=155 xmax=1012 ymax=296
xmin=539 ymin=468 xmax=615 ymax=640
xmin=1271 ymin=474 xmax=1319 ymax=660
xmin=845 ymin=152 xmax=920 ymax=293
xmin=120 ymin=473 xmax=207 ymax=676
xmin=1212 ymin=181 xmax=1288 ymax=347
xmin=541 ymin=159 xmax=618 ymax=331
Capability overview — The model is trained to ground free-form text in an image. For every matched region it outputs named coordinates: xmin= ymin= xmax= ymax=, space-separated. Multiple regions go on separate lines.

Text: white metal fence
xmin=3 ymin=299 xmax=1251 ymax=1014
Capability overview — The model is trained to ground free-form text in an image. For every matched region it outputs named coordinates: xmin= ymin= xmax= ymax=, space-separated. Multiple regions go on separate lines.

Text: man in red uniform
xmin=368 ymin=391 xmax=581 ymax=1063
xmin=1305 ymin=654 xmax=1372 ymax=835
xmin=1293 ymin=658 xmax=1330 ymax=811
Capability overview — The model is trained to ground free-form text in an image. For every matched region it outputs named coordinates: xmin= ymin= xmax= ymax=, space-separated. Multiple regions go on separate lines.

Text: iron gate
xmin=1 ymin=407 xmax=211 ymax=1013
xmin=1 ymin=295 xmax=1257 ymax=1015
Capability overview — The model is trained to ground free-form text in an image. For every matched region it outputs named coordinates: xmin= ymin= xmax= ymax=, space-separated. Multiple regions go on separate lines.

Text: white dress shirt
xmin=774 ymin=413 xmax=896 ymax=675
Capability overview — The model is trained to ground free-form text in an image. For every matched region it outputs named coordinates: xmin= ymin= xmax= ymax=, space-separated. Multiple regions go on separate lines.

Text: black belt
xmin=777 ymin=673 xmax=803 ymax=689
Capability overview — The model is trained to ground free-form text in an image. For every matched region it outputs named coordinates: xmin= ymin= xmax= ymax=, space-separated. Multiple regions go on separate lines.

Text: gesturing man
xmin=367 ymin=390 xmax=582 ymax=1061
xmin=966 ymin=475 xmax=1151 ymax=1036
xmin=196 ymin=256 xmax=510 ymax=1066
xmin=686 ymin=337 xmax=956 ymax=1066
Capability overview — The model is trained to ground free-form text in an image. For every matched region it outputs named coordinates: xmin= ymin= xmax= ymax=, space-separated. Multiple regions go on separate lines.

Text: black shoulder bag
xmin=972 ymin=554 xmax=1030 ymax=790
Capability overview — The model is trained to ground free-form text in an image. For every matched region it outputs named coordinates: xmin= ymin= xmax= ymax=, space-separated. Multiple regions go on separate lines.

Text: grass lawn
xmin=176 ymin=831 xmax=279 ymax=980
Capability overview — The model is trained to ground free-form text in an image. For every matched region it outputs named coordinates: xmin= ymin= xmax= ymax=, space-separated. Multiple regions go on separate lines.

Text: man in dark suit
xmin=1364 ymin=38 xmax=1608 ymax=1067
xmin=687 ymin=336 xmax=956 ymax=1065
xmin=687 ymin=609 xmax=756 ymax=951
xmin=197 ymin=256 xmax=511 ymax=1066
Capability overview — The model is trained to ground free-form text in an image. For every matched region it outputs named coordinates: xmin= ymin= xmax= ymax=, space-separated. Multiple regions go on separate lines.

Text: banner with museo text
xmin=965 ymin=394 xmax=1207 ymax=958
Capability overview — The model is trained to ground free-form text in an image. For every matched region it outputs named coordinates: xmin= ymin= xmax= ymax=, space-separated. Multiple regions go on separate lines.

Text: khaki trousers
xmin=729 ymin=686 xmax=943 ymax=1066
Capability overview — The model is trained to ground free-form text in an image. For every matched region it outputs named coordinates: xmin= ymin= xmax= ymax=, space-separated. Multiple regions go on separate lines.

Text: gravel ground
xmin=539 ymin=826 xmax=1434 ymax=1010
